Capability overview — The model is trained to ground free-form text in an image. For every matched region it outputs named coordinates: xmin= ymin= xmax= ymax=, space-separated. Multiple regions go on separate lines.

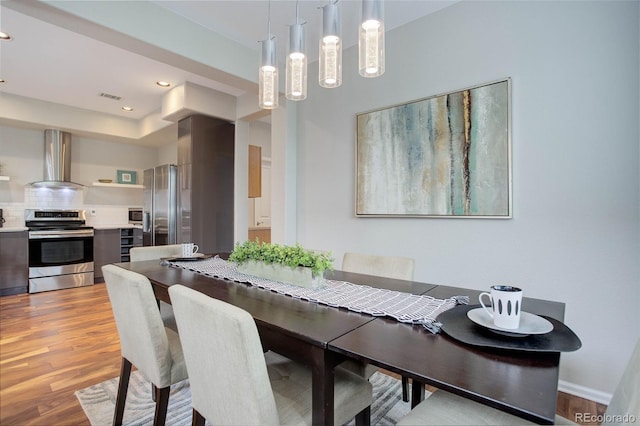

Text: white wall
xmin=248 ymin=120 xmax=272 ymax=158
xmin=297 ymin=1 xmax=639 ymax=399
xmin=0 ymin=125 xmax=159 ymax=225
xmin=157 ymin=140 xmax=178 ymax=165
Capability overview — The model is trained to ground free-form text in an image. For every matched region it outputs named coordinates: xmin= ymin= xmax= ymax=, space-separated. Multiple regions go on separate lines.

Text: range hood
xmin=29 ymin=130 xmax=85 ymax=190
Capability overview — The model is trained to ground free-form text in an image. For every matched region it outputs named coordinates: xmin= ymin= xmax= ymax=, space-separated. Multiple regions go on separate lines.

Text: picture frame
xmin=355 ymin=78 xmax=512 ymax=218
xmin=117 ymin=170 xmax=137 ymax=185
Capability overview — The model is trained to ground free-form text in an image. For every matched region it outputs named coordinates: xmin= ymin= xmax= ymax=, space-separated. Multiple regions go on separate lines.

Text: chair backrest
xmin=603 ymin=339 xmax=640 ymax=423
xmin=342 ymin=252 xmax=415 ymax=281
xmin=129 ymin=244 xmax=182 ymax=262
xmin=102 ymin=264 xmax=173 ymax=387
xmin=168 ymin=284 xmax=280 ymax=425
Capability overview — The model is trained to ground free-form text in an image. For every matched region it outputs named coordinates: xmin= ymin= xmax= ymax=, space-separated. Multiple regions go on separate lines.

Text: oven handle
xmin=29 ymin=230 xmax=94 ymax=239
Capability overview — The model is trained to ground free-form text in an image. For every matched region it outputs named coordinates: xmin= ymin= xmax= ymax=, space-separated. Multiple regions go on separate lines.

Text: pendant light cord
xmin=268 ymin=0 xmax=272 ymax=39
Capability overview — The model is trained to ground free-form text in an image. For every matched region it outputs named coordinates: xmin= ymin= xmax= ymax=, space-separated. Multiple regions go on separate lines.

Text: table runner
xmin=168 ymin=256 xmax=468 ymax=333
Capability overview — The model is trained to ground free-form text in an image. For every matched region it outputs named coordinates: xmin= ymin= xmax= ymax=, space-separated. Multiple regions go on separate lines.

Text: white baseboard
xmin=558 ymin=380 xmax=612 ymax=405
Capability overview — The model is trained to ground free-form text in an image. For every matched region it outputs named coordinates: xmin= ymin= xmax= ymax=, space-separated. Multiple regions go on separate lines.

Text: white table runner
xmin=169 ymin=256 xmax=468 ymax=333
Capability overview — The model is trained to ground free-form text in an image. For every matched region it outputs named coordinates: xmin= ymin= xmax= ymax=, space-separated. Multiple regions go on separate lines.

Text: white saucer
xmin=467 ymin=308 xmax=553 ymax=336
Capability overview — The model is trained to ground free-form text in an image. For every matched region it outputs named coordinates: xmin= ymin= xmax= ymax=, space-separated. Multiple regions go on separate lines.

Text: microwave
xmin=128 ymin=208 xmax=143 ymax=225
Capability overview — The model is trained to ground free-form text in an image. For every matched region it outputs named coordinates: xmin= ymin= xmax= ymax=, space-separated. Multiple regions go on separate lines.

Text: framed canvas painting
xmin=356 ymin=78 xmax=512 ymax=218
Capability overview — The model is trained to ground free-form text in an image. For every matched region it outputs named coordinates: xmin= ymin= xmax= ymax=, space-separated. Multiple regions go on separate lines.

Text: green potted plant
xmin=228 ymin=240 xmax=334 ymax=288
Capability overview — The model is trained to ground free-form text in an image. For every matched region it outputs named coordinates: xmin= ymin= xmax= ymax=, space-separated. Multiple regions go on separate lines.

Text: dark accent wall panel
xmin=178 ymin=115 xmax=235 ymax=254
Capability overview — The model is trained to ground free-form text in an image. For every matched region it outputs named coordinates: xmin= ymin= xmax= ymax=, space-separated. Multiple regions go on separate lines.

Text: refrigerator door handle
xmin=143 ymin=211 xmax=151 ymax=233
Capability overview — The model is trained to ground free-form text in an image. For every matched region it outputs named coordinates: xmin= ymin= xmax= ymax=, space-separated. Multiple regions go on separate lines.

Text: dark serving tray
xmin=438 ymin=304 xmax=582 ymax=352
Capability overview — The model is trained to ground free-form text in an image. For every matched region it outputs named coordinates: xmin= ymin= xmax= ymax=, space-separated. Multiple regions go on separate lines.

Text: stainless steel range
xmin=25 ymin=209 xmax=94 ymax=293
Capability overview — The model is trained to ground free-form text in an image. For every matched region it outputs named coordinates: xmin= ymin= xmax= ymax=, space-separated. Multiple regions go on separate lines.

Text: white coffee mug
xmin=479 ymin=285 xmax=523 ymax=329
xmin=181 ymin=242 xmax=199 ymax=257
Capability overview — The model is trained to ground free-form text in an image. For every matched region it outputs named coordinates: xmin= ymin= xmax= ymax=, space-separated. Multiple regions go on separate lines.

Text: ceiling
xmin=0 ymin=0 xmax=455 ymax=147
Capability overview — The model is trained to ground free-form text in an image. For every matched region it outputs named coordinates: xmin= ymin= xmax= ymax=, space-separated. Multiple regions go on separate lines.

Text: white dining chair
xmin=129 ymin=244 xmax=183 ymax=261
xmin=129 ymin=244 xmax=183 ymax=330
xmin=397 ymin=339 xmax=640 ymax=425
xmin=340 ymin=252 xmax=415 ymax=402
xmin=342 ymin=252 xmax=415 ymax=282
xmin=102 ymin=264 xmax=188 ymax=426
xmin=168 ymin=284 xmax=373 ymax=426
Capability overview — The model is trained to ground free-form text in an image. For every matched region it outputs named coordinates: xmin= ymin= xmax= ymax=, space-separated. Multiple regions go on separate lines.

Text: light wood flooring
xmin=0 ymin=284 xmax=606 ymax=425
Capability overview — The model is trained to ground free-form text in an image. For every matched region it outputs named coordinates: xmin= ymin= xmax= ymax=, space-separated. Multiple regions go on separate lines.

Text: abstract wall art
xmin=356 ymin=78 xmax=512 ymax=218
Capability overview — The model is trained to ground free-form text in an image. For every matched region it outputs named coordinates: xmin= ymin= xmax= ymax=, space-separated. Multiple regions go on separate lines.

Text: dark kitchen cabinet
xmin=0 ymin=231 xmax=28 ymax=296
xmin=94 ymin=229 xmax=120 ymax=282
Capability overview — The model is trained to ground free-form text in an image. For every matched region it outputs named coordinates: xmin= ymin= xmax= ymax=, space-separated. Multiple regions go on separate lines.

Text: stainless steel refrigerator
xmin=142 ymin=164 xmax=177 ymax=246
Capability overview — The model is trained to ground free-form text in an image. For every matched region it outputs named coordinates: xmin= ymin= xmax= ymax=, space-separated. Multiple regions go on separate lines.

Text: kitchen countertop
xmin=0 ymin=225 xmax=142 ymax=232
xmin=0 ymin=227 xmax=28 ymax=233
xmin=93 ymin=224 xmax=142 ymax=230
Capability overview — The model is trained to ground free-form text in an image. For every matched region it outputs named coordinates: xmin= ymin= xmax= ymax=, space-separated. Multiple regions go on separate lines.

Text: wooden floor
xmin=0 ymin=284 xmax=606 ymax=425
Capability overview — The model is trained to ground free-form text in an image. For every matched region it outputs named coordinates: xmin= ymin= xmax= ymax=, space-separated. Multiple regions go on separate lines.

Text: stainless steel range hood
xmin=28 ymin=130 xmax=85 ymax=190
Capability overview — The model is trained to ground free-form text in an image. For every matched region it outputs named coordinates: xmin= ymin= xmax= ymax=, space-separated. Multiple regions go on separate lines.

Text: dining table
xmin=118 ymin=255 xmax=572 ymax=426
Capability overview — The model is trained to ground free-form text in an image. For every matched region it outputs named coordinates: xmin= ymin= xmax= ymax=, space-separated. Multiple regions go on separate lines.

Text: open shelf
xmin=0 ymin=176 xmax=9 ymax=181
xmin=92 ymin=182 xmax=143 ymax=189
xmin=120 ymin=228 xmax=142 ymax=262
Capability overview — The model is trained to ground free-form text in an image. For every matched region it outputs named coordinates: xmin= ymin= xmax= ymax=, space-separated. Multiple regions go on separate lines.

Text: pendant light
xmin=259 ymin=0 xmax=278 ymax=109
xmin=319 ymin=1 xmax=342 ymax=88
xmin=359 ymin=0 xmax=385 ymax=78
xmin=286 ymin=1 xmax=307 ymax=101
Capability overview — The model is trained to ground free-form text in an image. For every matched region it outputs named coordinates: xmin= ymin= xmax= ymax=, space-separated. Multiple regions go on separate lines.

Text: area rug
xmin=76 ymin=369 xmax=418 ymax=425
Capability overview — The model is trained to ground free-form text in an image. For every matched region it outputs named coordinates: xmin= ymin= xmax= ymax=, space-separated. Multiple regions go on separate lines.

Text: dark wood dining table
xmin=330 ymin=284 xmax=565 ymax=425
xmin=118 ymin=257 xmax=565 ymax=425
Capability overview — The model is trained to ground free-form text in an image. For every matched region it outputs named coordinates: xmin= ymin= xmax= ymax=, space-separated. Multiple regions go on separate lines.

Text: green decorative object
xmin=229 ymin=240 xmax=334 ymax=288
xmin=117 ymin=170 xmax=137 ymax=184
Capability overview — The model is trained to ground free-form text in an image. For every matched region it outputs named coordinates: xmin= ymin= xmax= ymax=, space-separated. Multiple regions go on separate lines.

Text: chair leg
xmin=401 ymin=375 xmax=409 ymax=402
xmin=153 ymin=386 xmax=171 ymax=426
xmin=113 ymin=357 xmax=132 ymax=426
xmin=355 ymin=405 xmax=371 ymax=426
xmin=151 ymin=384 xmax=157 ymax=402
xmin=192 ymin=408 xmax=206 ymax=426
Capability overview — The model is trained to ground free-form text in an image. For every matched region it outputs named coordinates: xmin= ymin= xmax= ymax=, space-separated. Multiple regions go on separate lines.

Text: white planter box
xmin=237 ymin=260 xmax=322 ymax=289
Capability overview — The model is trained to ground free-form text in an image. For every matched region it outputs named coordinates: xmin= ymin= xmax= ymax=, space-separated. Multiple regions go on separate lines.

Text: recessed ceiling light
xmin=156 ymin=81 xmax=171 ymax=88
xmin=0 ymin=32 xmax=12 ymax=41
xmin=121 ymin=106 xmax=134 ymax=112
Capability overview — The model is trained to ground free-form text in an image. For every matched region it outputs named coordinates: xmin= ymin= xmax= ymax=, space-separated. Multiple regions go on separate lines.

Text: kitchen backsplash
xmin=0 ymin=187 xmax=139 ymax=227
xmin=24 ymin=187 xmax=84 ymax=209
xmin=0 ymin=204 xmax=25 ymax=228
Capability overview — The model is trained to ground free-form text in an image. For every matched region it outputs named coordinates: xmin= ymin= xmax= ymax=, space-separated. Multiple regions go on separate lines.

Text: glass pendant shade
xmin=319 ymin=2 xmax=342 ymax=88
xmin=259 ymin=37 xmax=278 ymax=109
xmin=359 ymin=0 xmax=385 ymax=78
xmin=286 ymin=23 xmax=307 ymax=101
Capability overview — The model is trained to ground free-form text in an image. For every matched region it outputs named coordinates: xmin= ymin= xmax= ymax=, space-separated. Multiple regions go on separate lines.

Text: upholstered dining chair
xmin=102 ymin=264 xmax=188 ymax=426
xmin=342 ymin=252 xmax=415 ymax=282
xmin=129 ymin=244 xmax=182 ymax=262
xmin=340 ymin=252 xmax=415 ymax=402
xmin=129 ymin=244 xmax=183 ymax=331
xmin=397 ymin=339 xmax=640 ymax=425
xmin=168 ymin=284 xmax=374 ymax=426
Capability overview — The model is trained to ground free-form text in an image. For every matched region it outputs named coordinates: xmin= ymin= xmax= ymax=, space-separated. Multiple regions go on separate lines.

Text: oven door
xmin=29 ymin=230 xmax=94 ymax=268
xmin=28 ymin=230 xmax=94 ymax=293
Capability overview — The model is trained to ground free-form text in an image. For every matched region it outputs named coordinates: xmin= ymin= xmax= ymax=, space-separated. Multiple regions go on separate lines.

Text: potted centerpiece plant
xmin=228 ymin=240 xmax=334 ymax=288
